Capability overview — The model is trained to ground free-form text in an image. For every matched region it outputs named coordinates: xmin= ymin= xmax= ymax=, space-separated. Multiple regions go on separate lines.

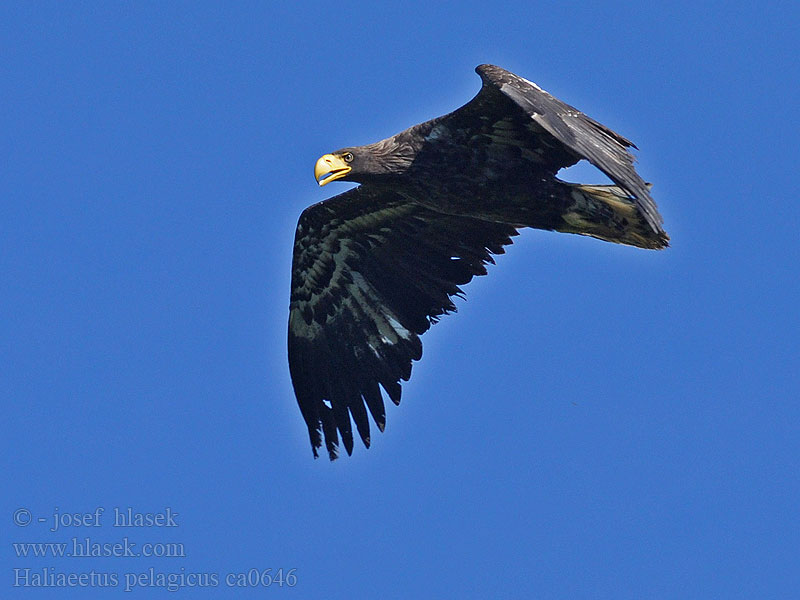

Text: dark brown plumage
xmin=289 ymin=64 xmax=668 ymax=460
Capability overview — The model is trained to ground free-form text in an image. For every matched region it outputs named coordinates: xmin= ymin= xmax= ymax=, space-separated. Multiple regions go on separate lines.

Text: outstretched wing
xmin=438 ymin=64 xmax=664 ymax=234
xmin=288 ymin=186 xmax=518 ymax=459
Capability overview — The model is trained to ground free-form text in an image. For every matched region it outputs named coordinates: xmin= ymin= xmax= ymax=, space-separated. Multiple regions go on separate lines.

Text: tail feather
xmin=559 ymin=183 xmax=669 ymax=250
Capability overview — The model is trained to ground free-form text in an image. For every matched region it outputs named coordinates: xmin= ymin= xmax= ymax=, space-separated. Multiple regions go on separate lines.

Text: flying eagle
xmin=289 ymin=64 xmax=668 ymax=460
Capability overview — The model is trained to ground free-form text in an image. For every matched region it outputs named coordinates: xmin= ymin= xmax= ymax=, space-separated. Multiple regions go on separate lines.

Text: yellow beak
xmin=314 ymin=154 xmax=352 ymax=186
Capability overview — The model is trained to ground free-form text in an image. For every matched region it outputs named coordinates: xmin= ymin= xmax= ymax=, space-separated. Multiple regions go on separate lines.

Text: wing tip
xmin=475 ymin=64 xmax=511 ymax=85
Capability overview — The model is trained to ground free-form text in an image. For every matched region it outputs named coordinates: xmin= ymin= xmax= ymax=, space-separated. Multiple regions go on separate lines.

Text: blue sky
xmin=2 ymin=1 xmax=799 ymax=598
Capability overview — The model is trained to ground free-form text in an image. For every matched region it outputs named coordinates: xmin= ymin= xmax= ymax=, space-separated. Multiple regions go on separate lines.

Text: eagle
xmin=288 ymin=64 xmax=668 ymax=460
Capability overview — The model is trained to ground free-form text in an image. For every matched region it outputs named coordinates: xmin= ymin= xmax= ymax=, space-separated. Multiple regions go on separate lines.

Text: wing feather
xmin=457 ymin=64 xmax=664 ymax=234
xmin=288 ymin=186 xmax=518 ymax=459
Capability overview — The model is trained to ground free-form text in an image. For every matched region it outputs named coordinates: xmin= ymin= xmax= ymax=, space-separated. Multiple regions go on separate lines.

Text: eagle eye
xmin=343 ymin=152 xmax=354 ymax=163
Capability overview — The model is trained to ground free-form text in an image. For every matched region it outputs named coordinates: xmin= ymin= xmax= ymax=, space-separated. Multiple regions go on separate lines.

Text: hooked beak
xmin=314 ymin=154 xmax=351 ymax=186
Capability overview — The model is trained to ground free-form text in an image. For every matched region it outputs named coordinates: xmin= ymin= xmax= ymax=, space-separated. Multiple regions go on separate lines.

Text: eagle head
xmin=315 ymin=136 xmax=417 ymax=187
